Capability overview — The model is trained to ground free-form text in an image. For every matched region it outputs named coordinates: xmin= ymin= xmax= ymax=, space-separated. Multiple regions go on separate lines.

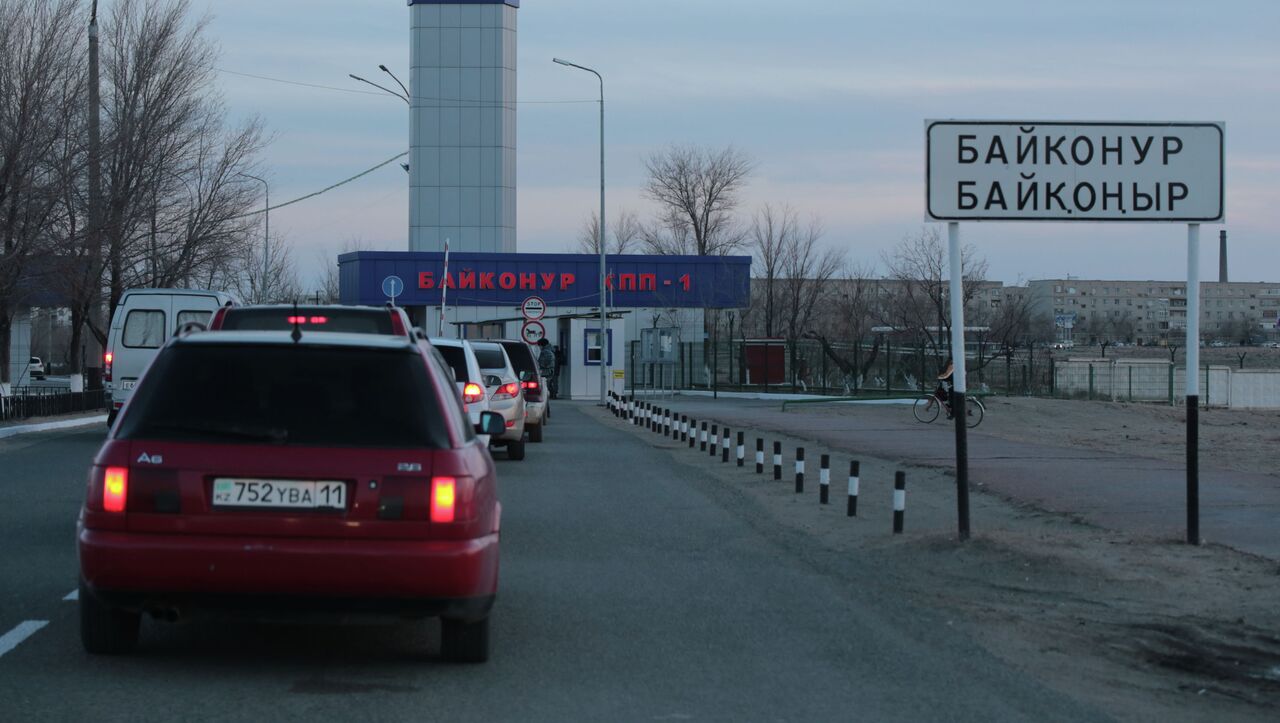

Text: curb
xmin=0 ymin=415 xmax=107 ymax=440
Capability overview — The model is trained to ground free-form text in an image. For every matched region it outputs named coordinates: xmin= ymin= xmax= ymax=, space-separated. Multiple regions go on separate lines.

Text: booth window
xmin=584 ymin=328 xmax=612 ymax=366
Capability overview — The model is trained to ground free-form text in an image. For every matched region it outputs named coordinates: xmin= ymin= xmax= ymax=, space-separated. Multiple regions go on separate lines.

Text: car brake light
xmin=491 ymin=382 xmax=520 ymax=400
xmin=431 ymin=477 xmax=456 ymax=523
xmin=209 ymin=306 xmax=229 ymax=330
xmin=103 ymin=466 xmax=128 ymax=513
xmin=388 ymin=309 xmax=408 ymax=336
xmin=463 ymin=382 xmax=484 ymax=403
xmin=521 ymin=380 xmax=539 ymax=390
xmin=286 ymin=315 xmax=329 ymax=325
xmin=103 ymin=351 xmax=113 ymax=382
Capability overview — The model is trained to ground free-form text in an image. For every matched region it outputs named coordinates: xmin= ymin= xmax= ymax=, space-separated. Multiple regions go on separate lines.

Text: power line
xmin=232 ymin=151 xmax=409 ymax=219
xmin=215 ymin=66 xmax=598 ymax=106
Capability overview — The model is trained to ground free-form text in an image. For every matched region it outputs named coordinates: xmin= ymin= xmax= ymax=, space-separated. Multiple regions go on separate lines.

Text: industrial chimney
xmin=1219 ymin=229 xmax=1228 ymax=283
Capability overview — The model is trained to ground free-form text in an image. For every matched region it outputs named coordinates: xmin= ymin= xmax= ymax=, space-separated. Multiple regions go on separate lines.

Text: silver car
xmin=470 ymin=341 xmax=527 ymax=461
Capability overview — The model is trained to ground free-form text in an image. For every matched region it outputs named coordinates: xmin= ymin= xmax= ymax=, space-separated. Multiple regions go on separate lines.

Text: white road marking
xmin=63 ymin=589 xmax=78 ymax=601
xmin=0 ymin=621 xmax=49 ymax=658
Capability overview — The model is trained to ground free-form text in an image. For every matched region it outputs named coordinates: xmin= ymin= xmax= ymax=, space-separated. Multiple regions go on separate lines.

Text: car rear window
xmin=437 ymin=345 xmax=471 ymax=383
xmin=117 ymin=344 xmax=451 ymax=449
xmin=220 ymin=308 xmax=393 ymax=335
xmin=472 ymin=346 xmax=507 ymax=370
xmin=499 ymin=341 xmax=537 ymax=375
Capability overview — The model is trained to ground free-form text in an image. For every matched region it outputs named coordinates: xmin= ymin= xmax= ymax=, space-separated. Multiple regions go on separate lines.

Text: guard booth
xmin=553 ymin=315 xmax=626 ymax=400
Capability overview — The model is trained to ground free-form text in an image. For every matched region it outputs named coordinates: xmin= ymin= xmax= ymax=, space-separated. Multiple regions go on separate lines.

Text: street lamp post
xmin=553 ymin=57 xmax=607 ymax=406
xmin=236 ymin=173 xmax=269 ymax=302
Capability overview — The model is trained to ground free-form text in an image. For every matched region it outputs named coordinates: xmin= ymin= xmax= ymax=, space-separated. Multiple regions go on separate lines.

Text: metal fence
xmin=627 ymin=339 xmax=1056 ymax=398
xmin=0 ymin=387 xmax=108 ymax=422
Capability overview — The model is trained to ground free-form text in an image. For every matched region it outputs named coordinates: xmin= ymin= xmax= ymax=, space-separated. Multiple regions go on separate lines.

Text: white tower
xmin=408 ymin=0 xmax=517 ymax=253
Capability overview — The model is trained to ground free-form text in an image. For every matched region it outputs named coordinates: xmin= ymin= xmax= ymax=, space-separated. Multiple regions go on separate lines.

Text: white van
xmin=105 ymin=288 xmax=235 ymax=426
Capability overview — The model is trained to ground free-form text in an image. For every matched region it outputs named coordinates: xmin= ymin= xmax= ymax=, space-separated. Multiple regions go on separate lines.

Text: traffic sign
xmin=381 ymin=275 xmax=405 ymax=300
xmin=520 ymin=320 xmax=546 ymax=344
xmin=926 ymin=121 xmax=1224 ymax=222
xmin=521 ymin=296 xmax=547 ymax=321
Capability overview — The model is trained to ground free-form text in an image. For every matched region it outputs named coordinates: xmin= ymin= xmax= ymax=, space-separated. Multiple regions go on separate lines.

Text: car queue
xmin=80 ymin=293 xmax=553 ymax=663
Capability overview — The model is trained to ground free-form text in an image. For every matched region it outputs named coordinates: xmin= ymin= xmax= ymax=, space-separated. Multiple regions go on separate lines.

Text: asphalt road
xmin=0 ymin=404 xmax=1108 ymax=722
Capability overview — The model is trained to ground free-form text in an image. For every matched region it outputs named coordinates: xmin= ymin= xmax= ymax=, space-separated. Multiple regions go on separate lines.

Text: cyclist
xmin=935 ymin=360 xmax=955 ymax=419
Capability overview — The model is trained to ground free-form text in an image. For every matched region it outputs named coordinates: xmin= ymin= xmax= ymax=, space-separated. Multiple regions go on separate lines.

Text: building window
xmin=583 ymin=328 xmax=613 ymax=366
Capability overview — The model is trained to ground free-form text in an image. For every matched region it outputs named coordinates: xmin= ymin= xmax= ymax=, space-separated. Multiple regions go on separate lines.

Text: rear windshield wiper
xmin=136 ymin=421 xmax=290 ymax=444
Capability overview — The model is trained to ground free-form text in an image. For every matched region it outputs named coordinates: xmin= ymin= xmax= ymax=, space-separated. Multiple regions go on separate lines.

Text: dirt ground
xmin=587 ymin=401 xmax=1280 ymax=721
xmin=959 ymin=396 xmax=1280 ymax=477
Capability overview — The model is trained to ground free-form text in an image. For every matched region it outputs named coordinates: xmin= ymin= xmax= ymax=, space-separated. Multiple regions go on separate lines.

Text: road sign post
xmin=927 ymin=120 xmax=1224 ymax=544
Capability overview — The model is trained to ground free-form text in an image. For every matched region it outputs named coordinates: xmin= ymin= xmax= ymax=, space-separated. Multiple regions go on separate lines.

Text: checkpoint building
xmin=337 ymin=2 xmax=752 ymax=399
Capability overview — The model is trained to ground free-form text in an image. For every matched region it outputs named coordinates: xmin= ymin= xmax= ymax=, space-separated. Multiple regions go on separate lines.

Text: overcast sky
xmin=206 ymin=0 xmax=1280 ymax=286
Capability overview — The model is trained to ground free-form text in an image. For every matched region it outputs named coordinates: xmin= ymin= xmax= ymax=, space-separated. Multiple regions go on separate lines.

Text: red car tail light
xmin=103 ymin=351 xmax=113 ymax=382
xmin=431 ymin=477 xmax=456 ymax=523
xmin=521 ymin=380 xmax=538 ymax=390
xmin=286 ymin=315 xmax=329 ymax=325
xmin=208 ymin=305 xmax=230 ymax=330
xmin=387 ymin=309 xmax=408 ymax=336
xmin=463 ymin=382 xmax=484 ymax=404
xmin=102 ymin=466 xmax=128 ymax=513
xmin=491 ymin=382 xmax=520 ymax=400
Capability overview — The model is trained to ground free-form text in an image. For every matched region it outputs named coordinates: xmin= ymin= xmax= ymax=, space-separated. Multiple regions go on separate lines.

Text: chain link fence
xmin=627 ymin=339 xmax=1056 ymax=397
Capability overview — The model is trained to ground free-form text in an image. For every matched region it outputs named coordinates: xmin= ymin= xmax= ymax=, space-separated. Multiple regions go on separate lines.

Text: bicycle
xmin=912 ymin=390 xmax=985 ymax=428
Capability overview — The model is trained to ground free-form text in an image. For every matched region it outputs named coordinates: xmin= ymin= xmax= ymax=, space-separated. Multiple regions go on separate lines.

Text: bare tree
xmin=233 ymin=233 xmax=299 ymax=305
xmin=969 ymin=284 xmax=1037 ymax=372
xmin=643 ymin=145 xmax=753 ymax=256
xmin=880 ymin=227 xmax=989 ymax=365
xmin=0 ymin=0 xmax=83 ymax=383
xmin=747 ymin=203 xmax=798 ymax=338
xmin=97 ymin=0 xmax=263 ymax=323
xmin=575 ymin=209 xmax=642 ymax=254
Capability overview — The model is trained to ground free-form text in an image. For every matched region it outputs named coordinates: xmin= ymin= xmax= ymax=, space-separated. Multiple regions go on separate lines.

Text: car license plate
xmin=212 ymin=478 xmax=346 ymax=509
xmin=120 ymin=380 xmax=136 ymax=390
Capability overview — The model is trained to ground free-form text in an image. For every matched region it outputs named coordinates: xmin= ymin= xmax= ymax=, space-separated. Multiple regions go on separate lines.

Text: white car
xmin=430 ymin=337 xmax=493 ymax=447
xmin=104 ymin=288 xmax=236 ymax=427
xmin=29 ymin=356 xmax=45 ymax=380
xmin=470 ymin=341 xmax=526 ymax=461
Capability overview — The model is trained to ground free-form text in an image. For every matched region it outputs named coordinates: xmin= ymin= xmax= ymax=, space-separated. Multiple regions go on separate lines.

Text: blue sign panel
xmin=339 ymin=252 xmax=751 ymax=309
xmin=381 ymin=275 xmax=405 ymax=299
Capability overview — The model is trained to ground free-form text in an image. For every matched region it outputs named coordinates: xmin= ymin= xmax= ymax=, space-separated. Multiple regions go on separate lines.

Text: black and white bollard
xmin=709 ymin=425 xmax=718 ymax=457
xmin=666 ymin=409 xmax=673 ymax=438
xmin=736 ymin=431 xmax=745 ymax=467
xmin=700 ymin=422 xmax=708 ymax=452
xmin=819 ymin=454 xmax=830 ymax=505
xmin=847 ymin=460 xmax=860 ymax=517
xmin=721 ymin=428 xmax=730 ymax=462
xmin=689 ymin=419 xmax=697 ymax=448
xmin=773 ymin=441 xmax=782 ymax=481
xmin=681 ymin=415 xmax=689 ymax=443
xmin=893 ymin=471 xmax=906 ymax=534
xmin=795 ymin=447 xmax=805 ymax=494
xmin=755 ymin=438 xmax=764 ymax=474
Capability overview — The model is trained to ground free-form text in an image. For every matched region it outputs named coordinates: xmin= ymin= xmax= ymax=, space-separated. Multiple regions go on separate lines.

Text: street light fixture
xmin=379 ymin=64 xmax=411 ymax=102
xmin=235 ymin=172 xmax=269 ymax=302
xmin=553 ymin=57 xmax=608 ymax=406
xmin=349 ymin=73 xmax=409 ymax=105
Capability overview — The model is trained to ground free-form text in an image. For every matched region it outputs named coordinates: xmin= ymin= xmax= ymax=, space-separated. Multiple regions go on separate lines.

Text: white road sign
xmin=926 ymin=121 xmax=1224 ymax=223
xmin=520 ymin=320 xmax=546 ymax=344
xmin=521 ymin=296 xmax=547 ymax=321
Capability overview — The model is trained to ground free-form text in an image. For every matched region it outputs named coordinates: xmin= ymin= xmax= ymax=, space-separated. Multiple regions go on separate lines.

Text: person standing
xmin=536 ymin=338 xmax=558 ymax=399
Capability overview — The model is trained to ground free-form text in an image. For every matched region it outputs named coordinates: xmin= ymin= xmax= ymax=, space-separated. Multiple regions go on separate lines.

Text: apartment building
xmin=1026 ymin=279 xmax=1280 ymax=345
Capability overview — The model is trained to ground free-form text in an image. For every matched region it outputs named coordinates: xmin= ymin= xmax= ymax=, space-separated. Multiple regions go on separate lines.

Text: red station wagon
xmin=77 ymin=329 xmax=504 ymax=662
